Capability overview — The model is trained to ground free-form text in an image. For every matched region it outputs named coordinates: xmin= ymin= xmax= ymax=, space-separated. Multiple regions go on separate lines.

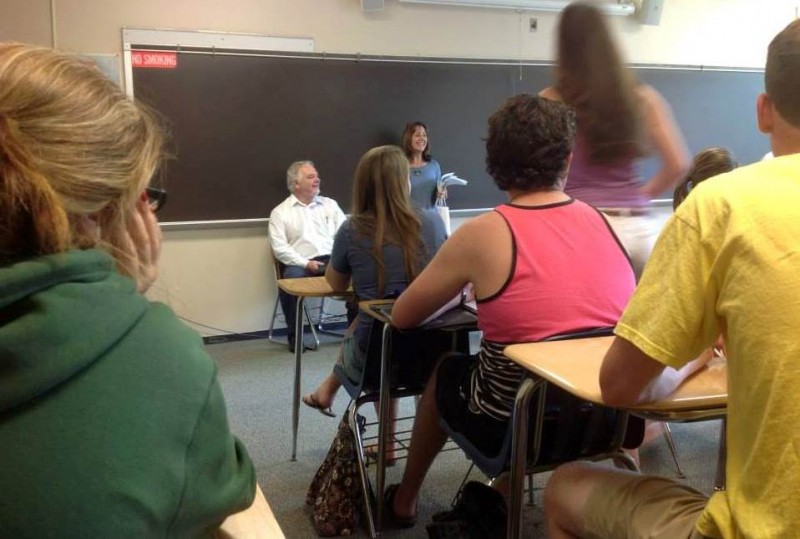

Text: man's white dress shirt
xmin=268 ymin=194 xmax=346 ymax=268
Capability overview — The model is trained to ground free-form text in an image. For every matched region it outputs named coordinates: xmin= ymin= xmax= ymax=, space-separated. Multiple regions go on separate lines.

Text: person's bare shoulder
xmin=539 ymin=86 xmax=562 ymax=102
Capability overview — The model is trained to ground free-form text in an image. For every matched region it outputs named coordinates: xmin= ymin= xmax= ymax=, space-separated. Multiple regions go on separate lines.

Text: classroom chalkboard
xmin=131 ymin=48 xmax=768 ymax=222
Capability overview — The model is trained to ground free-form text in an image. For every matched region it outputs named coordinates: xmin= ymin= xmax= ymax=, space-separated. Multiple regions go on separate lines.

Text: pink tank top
xmin=478 ymin=200 xmax=635 ymax=343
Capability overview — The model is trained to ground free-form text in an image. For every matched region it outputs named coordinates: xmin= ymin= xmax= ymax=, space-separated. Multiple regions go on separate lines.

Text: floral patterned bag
xmin=306 ymin=417 xmax=363 ymax=536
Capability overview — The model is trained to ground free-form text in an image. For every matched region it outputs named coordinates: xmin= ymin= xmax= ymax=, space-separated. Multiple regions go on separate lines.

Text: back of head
xmin=673 ymin=147 xmax=738 ymax=209
xmin=486 ymin=94 xmax=576 ymax=192
xmin=0 ymin=43 xmax=163 ymax=264
xmin=351 ymin=144 xmax=422 ymax=293
xmin=766 ymin=19 xmax=800 ymax=129
xmin=401 ymin=121 xmax=431 ymax=161
xmin=556 ymin=2 xmax=643 ymax=163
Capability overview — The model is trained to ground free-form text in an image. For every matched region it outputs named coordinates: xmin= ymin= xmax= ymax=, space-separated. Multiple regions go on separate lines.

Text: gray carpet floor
xmin=209 ymin=336 xmax=723 ymax=539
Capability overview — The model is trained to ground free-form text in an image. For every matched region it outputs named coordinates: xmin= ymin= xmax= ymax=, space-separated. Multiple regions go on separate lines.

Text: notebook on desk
xmin=369 ymin=295 xmax=477 ymax=331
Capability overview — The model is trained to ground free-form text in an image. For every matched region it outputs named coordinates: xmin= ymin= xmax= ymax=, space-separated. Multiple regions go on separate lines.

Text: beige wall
xmin=1 ymin=0 xmax=795 ymax=334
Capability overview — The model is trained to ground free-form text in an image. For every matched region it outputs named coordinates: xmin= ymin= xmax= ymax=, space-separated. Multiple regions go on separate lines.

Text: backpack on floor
xmin=426 ymin=481 xmax=507 ymax=539
xmin=306 ymin=417 xmax=363 ymax=536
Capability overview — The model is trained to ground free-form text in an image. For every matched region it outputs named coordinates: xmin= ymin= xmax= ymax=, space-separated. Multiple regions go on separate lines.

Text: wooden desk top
xmin=217 ymin=484 xmax=285 ymax=539
xmin=276 ymin=276 xmax=353 ymax=298
xmin=504 ymin=336 xmax=727 ymax=416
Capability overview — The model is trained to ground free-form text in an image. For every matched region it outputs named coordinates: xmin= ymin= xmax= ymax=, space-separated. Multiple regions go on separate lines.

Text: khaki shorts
xmin=583 ymin=471 xmax=711 ymax=539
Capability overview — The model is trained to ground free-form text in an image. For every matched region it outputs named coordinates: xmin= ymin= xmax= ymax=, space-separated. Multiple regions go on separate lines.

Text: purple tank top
xmin=565 ymin=132 xmax=647 ymax=208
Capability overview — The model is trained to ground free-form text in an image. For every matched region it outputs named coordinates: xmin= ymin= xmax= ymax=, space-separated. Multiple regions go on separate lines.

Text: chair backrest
xmin=271 ymin=251 xmax=285 ymax=281
xmin=443 ymin=327 xmax=633 ymax=478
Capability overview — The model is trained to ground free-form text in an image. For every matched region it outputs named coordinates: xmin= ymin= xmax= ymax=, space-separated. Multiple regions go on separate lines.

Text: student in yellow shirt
xmin=544 ymin=19 xmax=800 ymax=539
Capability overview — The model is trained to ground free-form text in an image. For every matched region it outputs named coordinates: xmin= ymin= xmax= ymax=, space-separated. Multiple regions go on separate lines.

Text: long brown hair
xmin=0 ymin=43 xmax=164 ymax=267
xmin=350 ymin=145 xmax=424 ymax=295
xmin=555 ymin=2 xmax=644 ymax=164
xmin=673 ymin=148 xmax=737 ymax=209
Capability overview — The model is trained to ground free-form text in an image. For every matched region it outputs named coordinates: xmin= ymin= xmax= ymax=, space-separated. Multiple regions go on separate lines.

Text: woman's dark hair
xmin=401 ymin=121 xmax=431 ymax=162
xmin=486 ymin=94 xmax=576 ymax=192
xmin=673 ymin=147 xmax=737 ymax=209
xmin=556 ymin=2 xmax=644 ymax=164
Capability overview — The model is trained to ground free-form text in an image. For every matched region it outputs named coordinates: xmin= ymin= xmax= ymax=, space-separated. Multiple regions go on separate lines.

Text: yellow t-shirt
xmin=615 ymin=154 xmax=800 ymax=539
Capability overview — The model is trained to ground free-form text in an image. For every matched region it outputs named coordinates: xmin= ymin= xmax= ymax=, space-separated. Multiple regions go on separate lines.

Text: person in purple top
xmin=539 ymin=2 xmax=690 ymax=278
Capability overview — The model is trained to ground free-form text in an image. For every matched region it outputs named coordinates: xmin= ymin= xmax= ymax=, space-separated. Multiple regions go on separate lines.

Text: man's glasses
xmin=145 ymin=187 xmax=168 ymax=213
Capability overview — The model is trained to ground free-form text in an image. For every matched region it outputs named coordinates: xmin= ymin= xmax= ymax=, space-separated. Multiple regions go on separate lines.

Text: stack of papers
xmin=436 ymin=172 xmax=467 ymax=206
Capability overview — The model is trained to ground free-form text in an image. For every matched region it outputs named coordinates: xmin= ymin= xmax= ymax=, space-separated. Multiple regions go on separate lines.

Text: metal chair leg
xmin=526 ymin=475 xmax=535 ymax=506
xmin=714 ymin=418 xmax=727 ymax=491
xmin=661 ymin=422 xmax=686 ymax=478
xmin=348 ymin=403 xmax=378 ymax=538
xmin=267 ymin=297 xmax=281 ymax=344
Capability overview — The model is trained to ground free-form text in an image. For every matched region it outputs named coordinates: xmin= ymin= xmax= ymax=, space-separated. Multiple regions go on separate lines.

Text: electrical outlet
xmin=529 ymin=18 xmax=538 ymax=32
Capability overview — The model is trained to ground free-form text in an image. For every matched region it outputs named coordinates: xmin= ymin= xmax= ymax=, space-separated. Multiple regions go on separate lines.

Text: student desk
xmin=276 ymin=276 xmax=353 ymax=460
xmin=359 ymin=299 xmax=478 ymax=535
xmin=503 ymin=336 xmax=727 ymax=539
xmin=217 ymin=484 xmax=285 ymax=538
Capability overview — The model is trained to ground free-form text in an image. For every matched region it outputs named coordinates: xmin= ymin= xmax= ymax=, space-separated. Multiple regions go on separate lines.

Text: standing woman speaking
xmin=402 ymin=121 xmax=442 ymax=210
xmin=540 ymin=2 xmax=690 ymax=278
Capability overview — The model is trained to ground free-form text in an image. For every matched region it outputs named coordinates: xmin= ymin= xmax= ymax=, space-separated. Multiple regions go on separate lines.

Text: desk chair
xmin=267 ymin=254 xmax=320 ymax=349
xmin=333 ymin=318 xmax=457 ymax=539
xmin=441 ymin=328 xmax=640 ymax=538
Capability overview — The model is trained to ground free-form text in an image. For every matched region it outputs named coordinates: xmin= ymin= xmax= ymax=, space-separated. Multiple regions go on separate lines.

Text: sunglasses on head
xmin=145 ymin=187 xmax=168 ymax=213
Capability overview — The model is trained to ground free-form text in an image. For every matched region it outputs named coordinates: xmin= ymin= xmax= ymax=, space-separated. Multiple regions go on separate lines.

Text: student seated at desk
xmin=544 ymin=20 xmax=800 ymax=539
xmin=302 ymin=145 xmax=447 ymax=453
xmin=385 ymin=94 xmax=636 ymax=528
xmin=0 ymin=43 xmax=255 ymax=537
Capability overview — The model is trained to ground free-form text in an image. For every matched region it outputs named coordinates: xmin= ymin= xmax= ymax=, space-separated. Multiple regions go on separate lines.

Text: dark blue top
xmin=330 ymin=209 xmax=447 ymax=350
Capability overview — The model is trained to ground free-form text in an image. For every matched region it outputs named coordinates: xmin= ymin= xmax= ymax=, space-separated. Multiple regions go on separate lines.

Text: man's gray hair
xmin=286 ymin=160 xmax=314 ymax=192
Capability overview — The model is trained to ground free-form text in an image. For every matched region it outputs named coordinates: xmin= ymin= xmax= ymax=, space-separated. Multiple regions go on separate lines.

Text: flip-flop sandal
xmin=301 ymin=394 xmax=335 ymax=417
xmin=383 ymin=484 xmax=417 ymax=528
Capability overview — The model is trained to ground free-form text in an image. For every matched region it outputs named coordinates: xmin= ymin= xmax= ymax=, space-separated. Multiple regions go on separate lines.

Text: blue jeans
xmin=279 ymin=264 xmax=319 ymax=341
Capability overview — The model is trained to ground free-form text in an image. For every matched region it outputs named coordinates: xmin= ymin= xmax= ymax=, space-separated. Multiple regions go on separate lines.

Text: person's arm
xmin=392 ymin=217 xmax=478 ymax=329
xmin=638 ymin=85 xmax=691 ymax=199
xmin=168 ymin=375 xmax=256 ymax=537
xmin=268 ymin=208 xmax=308 ymax=269
xmin=325 ymin=264 xmax=351 ymax=293
xmin=325 ymin=222 xmax=352 ymax=293
xmin=599 ymin=336 xmax=713 ymax=407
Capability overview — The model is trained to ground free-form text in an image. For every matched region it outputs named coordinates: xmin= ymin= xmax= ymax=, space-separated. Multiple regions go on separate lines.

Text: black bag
xmin=426 ymin=481 xmax=507 ymax=539
xmin=306 ymin=417 xmax=363 ymax=536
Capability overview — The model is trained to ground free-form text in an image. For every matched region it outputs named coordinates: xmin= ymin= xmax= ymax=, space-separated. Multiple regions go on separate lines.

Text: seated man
xmin=544 ymin=20 xmax=800 ymax=539
xmin=269 ymin=160 xmax=345 ymax=351
xmin=386 ymin=95 xmax=636 ymax=528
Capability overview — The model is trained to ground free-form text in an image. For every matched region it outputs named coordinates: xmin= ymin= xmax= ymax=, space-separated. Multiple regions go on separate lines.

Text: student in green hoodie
xmin=0 ymin=43 xmax=255 ymax=537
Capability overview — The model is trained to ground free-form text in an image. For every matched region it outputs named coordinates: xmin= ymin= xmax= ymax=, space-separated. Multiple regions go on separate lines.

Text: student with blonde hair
xmin=0 ymin=43 xmax=255 ymax=537
xmin=540 ymin=1 xmax=690 ymax=278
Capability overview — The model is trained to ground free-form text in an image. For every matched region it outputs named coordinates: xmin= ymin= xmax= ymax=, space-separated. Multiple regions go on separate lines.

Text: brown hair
xmin=0 ymin=43 xmax=164 ymax=269
xmin=486 ymin=95 xmax=576 ymax=192
xmin=673 ymin=147 xmax=737 ymax=209
xmin=765 ymin=19 xmax=800 ymax=128
xmin=555 ymin=2 xmax=644 ymax=164
xmin=401 ymin=121 xmax=431 ymax=162
xmin=350 ymin=145 xmax=424 ymax=295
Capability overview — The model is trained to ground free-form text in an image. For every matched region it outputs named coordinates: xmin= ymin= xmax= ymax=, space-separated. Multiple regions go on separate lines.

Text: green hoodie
xmin=0 ymin=249 xmax=255 ymax=538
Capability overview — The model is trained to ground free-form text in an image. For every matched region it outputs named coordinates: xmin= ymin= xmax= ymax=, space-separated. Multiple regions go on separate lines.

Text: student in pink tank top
xmin=382 ymin=95 xmax=636 ymax=530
